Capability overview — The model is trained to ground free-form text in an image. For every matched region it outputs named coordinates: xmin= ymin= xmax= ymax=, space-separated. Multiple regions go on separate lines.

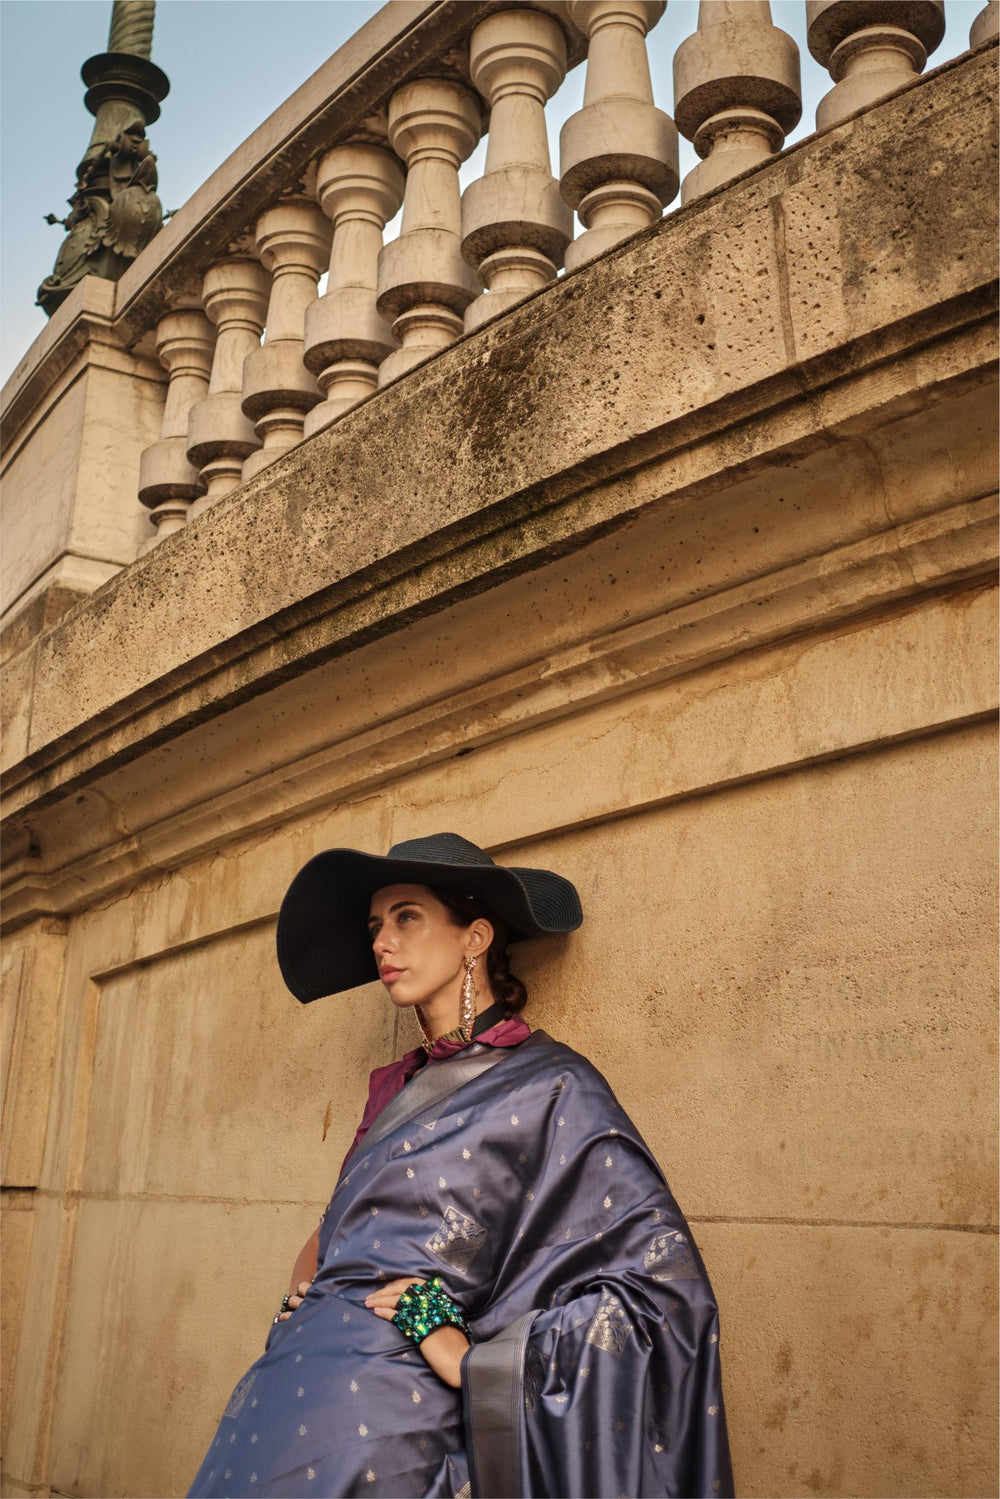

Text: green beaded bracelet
xmin=392 ymin=1277 xmax=470 ymax=1345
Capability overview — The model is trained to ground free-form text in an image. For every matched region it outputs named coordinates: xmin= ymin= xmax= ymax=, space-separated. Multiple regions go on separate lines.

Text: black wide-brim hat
xmin=277 ymin=832 xmax=583 ymax=1002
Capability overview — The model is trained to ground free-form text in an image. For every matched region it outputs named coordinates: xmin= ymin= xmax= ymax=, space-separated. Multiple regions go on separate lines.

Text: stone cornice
xmin=2 ymin=292 xmax=995 ymax=801
xmin=1 ymin=485 xmax=995 ymax=932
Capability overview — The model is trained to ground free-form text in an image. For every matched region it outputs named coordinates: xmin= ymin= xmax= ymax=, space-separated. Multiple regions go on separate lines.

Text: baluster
xmin=970 ymin=0 xmax=998 ymax=45
xmin=461 ymin=9 xmax=573 ymax=332
xmin=137 ymin=304 xmax=214 ymax=550
xmin=303 ymin=140 xmax=404 ymax=436
xmin=559 ymin=0 xmax=677 ymax=272
xmin=187 ymin=258 xmax=269 ymax=515
xmin=241 ymin=198 xmax=332 ymax=480
xmin=376 ymin=79 xmax=481 ymax=384
xmin=806 ymin=0 xmax=945 ymax=131
xmin=673 ymin=1 xmax=800 ymax=204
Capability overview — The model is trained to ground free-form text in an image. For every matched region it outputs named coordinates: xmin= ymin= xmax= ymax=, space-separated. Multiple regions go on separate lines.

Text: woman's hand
xmin=276 ymin=1279 xmax=313 ymax=1322
xmin=365 ymin=1277 xmax=469 ymax=1389
xmin=275 ymin=1228 xmax=320 ymax=1324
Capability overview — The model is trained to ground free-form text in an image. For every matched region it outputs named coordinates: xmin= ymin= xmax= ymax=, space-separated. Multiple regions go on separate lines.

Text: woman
xmin=188 ymin=833 xmax=734 ymax=1499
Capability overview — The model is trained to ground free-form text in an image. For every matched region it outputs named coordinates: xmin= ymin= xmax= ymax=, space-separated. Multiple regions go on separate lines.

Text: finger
xmin=364 ymin=1286 xmax=419 ymax=1309
xmin=277 ymin=1311 xmax=291 ymax=1322
xmin=371 ymin=1306 xmax=397 ymax=1321
xmin=288 ymin=1297 xmax=303 ymax=1310
xmin=365 ymin=1277 xmax=424 ymax=1305
xmin=296 ymin=1281 xmax=312 ymax=1296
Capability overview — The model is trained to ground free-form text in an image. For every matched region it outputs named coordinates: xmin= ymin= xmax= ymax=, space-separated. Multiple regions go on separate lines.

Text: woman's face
xmin=367 ymin=883 xmax=490 ymax=1012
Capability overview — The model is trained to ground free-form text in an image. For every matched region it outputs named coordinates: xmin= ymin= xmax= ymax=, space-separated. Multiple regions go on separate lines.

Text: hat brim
xmin=277 ymin=848 xmax=582 ymax=1002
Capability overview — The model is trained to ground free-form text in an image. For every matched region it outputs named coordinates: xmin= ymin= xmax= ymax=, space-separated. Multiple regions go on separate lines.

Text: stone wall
xmin=1 ymin=43 xmax=997 ymax=1499
xmin=0 ymin=278 xmax=165 ymax=652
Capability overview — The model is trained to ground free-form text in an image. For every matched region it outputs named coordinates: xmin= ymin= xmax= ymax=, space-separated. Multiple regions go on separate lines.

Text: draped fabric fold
xmin=189 ymin=1030 xmax=733 ymax=1499
xmin=459 ymin=1034 xmax=733 ymax=1499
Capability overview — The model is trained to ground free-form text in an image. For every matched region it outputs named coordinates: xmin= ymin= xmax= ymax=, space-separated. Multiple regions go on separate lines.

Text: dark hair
xmin=430 ymin=886 xmax=528 ymax=1013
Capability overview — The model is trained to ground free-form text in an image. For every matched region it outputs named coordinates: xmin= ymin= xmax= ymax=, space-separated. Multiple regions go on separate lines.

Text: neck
xmin=417 ymin=980 xmax=498 ymax=1043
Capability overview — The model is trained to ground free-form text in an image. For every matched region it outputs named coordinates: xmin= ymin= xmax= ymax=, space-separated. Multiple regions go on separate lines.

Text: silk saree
xmin=188 ymin=1030 xmax=733 ymax=1498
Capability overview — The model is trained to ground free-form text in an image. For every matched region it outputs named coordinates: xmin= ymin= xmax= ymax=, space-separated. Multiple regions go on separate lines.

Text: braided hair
xmin=429 ymin=887 xmax=529 ymax=1013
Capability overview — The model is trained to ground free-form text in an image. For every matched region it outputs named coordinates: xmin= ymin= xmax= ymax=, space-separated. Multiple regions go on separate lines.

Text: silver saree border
xmin=463 ymin=1311 xmax=539 ymax=1499
xmin=357 ymin=1044 xmax=511 ymax=1157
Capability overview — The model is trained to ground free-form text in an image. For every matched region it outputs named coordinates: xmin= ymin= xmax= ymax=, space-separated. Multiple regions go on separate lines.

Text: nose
xmin=372 ymin=929 xmax=394 ymax=958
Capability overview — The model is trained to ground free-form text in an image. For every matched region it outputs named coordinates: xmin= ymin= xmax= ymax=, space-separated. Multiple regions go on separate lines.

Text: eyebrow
xmin=367 ymin=899 xmax=424 ymax=926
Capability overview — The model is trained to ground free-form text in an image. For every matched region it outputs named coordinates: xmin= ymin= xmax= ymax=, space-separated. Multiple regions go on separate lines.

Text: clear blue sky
xmin=1 ymin=0 xmax=979 ymax=386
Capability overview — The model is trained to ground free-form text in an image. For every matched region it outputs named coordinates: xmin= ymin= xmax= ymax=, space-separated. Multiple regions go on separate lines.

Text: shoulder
xmin=518 ymin=1028 xmax=606 ymax=1075
xmin=501 ymin=1030 xmax=664 ymax=1179
xmin=508 ymin=1029 xmax=624 ymax=1108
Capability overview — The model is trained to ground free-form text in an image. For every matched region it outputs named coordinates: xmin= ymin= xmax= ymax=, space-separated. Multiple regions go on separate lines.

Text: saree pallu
xmin=188 ymin=1031 xmax=734 ymax=1498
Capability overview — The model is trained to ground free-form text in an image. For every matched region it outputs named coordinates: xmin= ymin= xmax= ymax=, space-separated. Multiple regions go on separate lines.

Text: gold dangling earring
xmin=415 ymin=1005 xmax=434 ymax=1053
xmin=460 ymin=955 xmax=477 ymax=1043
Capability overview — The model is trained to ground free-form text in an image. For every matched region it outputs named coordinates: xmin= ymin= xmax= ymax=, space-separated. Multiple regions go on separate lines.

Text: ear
xmin=465 ymin=918 xmax=494 ymax=957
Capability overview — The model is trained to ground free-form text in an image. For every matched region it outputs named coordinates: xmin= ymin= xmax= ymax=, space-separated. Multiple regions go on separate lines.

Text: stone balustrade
xmin=970 ymin=0 xmax=998 ymax=45
xmin=462 ymin=9 xmax=572 ymax=329
xmin=674 ymin=2 xmax=801 ymax=203
xmin=137 ymin=303 xmax=214 ymax=547
xmin=2 ymin=0 xmax=990 ymax=603
xmin=806 ymin=0 xmax=945 ymax=128
xmin=240 ymin=197 xmax=332 ymax=479
xmin=186 ymin=257 xmax=270 ymax=512
xmin=303 ymin=135 xmax=404 ymax=435
xmin=376 ymin=78 xmax=482 ymax=383
xmin=560 ymin=1 xmax=677 ymax=270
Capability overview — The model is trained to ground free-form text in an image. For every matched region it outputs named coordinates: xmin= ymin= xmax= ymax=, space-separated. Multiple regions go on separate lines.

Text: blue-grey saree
xmin=188 ymin=1029 xmax=734 ymax=1498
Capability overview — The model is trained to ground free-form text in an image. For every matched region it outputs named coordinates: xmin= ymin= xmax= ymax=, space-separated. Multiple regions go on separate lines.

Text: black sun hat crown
xmin=276 ymin=832 xmax=583 ymax=1002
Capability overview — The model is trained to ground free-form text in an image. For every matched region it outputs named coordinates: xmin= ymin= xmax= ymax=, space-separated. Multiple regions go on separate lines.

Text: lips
xmin=379 ymin=967 xmax=405 ymax=983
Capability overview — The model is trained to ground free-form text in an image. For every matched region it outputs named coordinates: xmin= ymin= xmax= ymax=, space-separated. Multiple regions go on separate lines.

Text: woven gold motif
xmin=584 ymin=1289 xmax=631 ymax=1357
xmin=644 ymin=1230 xmax=699 ymax=1282
xmin=425 ymin=1205 xmax=488 ymax=1274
